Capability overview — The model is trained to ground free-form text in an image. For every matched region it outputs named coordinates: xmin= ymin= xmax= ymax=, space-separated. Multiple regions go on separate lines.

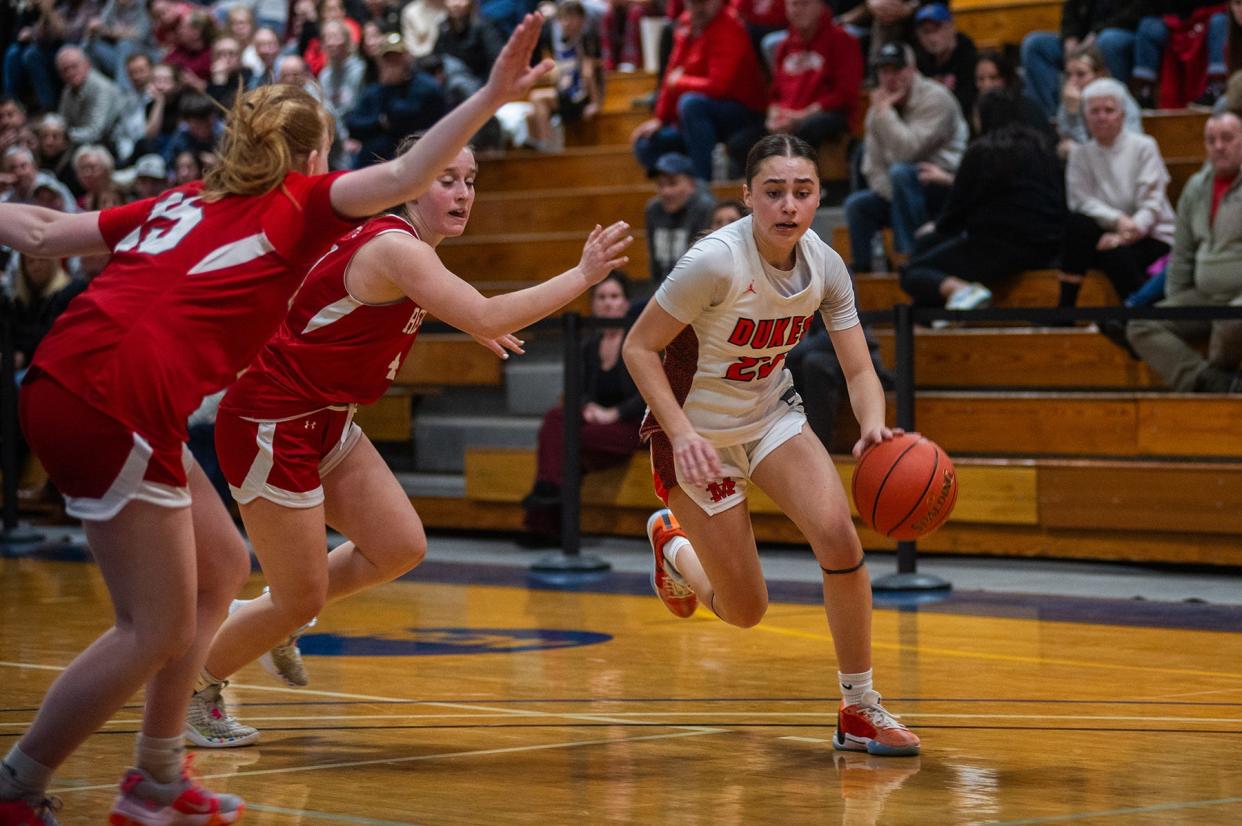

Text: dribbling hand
xmin=672 ymin=431 xmax=723 ymax=488
xmin=852 ymin=426 xmax=906 ymax=461
xmin=578 ymin=222 xmax=633 ymax=284
xmin=484 ymin=13 xmax=556 ymax=104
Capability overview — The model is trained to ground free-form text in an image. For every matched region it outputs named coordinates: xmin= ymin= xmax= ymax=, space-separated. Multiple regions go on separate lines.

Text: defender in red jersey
xmin=0 ymin=17 xmax=555 ymax=825
xmin=183 ymin=143 xmax=632 ymax=747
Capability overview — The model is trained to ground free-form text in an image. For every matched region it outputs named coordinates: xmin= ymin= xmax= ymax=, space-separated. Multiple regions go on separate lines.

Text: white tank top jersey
xmin=649 ymin=215 xmax=859 ymax=446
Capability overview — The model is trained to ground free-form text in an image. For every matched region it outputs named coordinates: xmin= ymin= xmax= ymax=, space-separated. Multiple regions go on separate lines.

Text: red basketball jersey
xmin=221 ymin=213 xmax=427 ymax=420
xmin=32 ymin=172 xmax=357 ymax=446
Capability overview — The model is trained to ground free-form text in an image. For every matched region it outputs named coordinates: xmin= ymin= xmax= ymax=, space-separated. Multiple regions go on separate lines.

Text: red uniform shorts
xmin=20 ymin=372 xmax=193 ymax=521
xmin=215 ymin=405 xmax=361 ymax=508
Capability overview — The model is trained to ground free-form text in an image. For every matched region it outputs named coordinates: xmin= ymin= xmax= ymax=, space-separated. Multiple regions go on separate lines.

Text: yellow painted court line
xmin=752 ymin=625 xmax=1242 ymax=682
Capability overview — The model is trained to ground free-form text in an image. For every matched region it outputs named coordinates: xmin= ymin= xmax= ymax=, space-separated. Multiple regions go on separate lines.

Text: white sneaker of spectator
xmin=944 ymin=282 xmax=992 ymax=311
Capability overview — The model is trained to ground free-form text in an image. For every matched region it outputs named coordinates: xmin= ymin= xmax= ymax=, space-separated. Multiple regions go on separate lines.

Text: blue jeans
xmin=3 ymin=41 xmax=57 ymax=110
xmin=633 ymin=93 xmax=762 ymax=180
xmin=889 ymin=162 xmax=949 ymax=255
xmin=1133 ymin=12 xmax=1229 ymax=80
xmin=1021 ymin=28 xmax=1137 ymax=118
xmin=843 ymin=189 xmax=892 ymax=272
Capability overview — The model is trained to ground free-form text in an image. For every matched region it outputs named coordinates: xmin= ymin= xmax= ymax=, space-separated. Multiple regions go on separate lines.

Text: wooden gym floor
xmin=2 ymin=544 xmax=1240 ymax=825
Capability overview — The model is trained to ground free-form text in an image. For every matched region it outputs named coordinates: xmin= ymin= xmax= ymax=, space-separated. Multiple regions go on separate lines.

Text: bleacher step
xmin=396 ymin=472 xmax=466 ymax=499
xmin=503 ymin=359 xmax=562 ymax=415
xmin=413 ymin=413 xmax=540 ymax=474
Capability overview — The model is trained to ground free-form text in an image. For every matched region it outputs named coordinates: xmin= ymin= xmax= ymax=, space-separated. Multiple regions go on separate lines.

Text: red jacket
xmin=770 ymin=18 xmax=863 ymax=126
xmin=655 ymin=8 xmax=768 ymax=123
xmin=732 ymin=0 xmax=787 ymax=29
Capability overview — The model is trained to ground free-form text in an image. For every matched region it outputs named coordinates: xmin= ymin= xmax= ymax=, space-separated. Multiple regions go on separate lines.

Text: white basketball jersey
xmin=647 ymin=215 xmax=859 ymax=446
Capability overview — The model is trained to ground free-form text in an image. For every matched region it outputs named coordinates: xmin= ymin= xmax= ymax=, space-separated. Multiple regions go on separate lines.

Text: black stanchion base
xmin=871 ymin=572 xmax=952 ymax=592
xmin=0 ymin=523 xmax=45 ymax=553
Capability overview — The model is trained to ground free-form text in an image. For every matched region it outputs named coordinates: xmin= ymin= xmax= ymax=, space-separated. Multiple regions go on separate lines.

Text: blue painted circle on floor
xmin=297 ymin=627 xmax=612 ymax=656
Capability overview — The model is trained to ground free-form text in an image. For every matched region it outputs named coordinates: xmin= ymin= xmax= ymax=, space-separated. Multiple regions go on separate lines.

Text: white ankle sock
xmin=0 ymin=745 xmax=52 ymax=800
xmin=194 ymin=668 xmax=225 ymax=694
xmin=135 ymin=734 xmax=185 ymax=785
xmin=838 ymin=669 xmax=873 ymax=707
xmin=663 ymin=536 xmax=691 ymax=572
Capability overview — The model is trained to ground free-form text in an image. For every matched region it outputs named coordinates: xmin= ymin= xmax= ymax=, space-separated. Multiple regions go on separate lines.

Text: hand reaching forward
xmin=472 ymin=333 xmax=526 ymax=359
xmin=483 ymin=13 xmax=556 ymax=104
xmin=578 ymin=221 xmax=633 ymax=284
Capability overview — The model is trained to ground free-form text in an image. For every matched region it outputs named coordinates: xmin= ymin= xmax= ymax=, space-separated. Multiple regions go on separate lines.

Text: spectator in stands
xmin=1060 ymin=78 xmax=1175 ymax=307
xmin=600 ymin=0 xmax=644 ymax=71
xmin=319 ymin=19 xmax=367 ymax=120
xmin=434 ymin=0 xmax=506 ymax=147
xmin=855 ymin=0 xmax=941 ymax=64
xmin=520 ymin=271 xmax=644 ymax=545
xmin=292 ymin=0 xmax=363 ymax=77
xmin=84 ymin=0 xmax=152 ymax=92
xmin=913 ymin=3 xmax=977 ymax=119
xmin=630 ymin=0 xmax=767 ymax=181
xmin=973 ymin=50 xmax=1055 ymax=139
xmin=72 ymin=143 xmax=123 ymax=210
xmin=205 ymin=37 xmax=252 ymax=111
xmin=1132 ymin=1 xmax=1231 ymax=109
xmin=246 ymin=0 xmax=291 ymax=38
xmin=227 ymin=5 xmax=263 ymax=77
xmin=4 ymin=0 xmax=62 ymax=111
xmin=111 ymin=52 xmax=154 ymax=163
xmin=1055 ymin=44 xmax=1141 ymax=160
xmin=1128 ymin=110 xmax=1242 ymax=391
xmin=843 ymin=41 xmax=967 ymax=272
xmin=171 ymin=146 xmax=201 ymax=184
xmin=144 ymin=62 xmax=182 ymax=158
xmin=10 ymin=253 xmax=78 ymax=372
xmin=247 ymin=26 xmax=284 ymax=88
xmin=345 ymin=32 xmax=447 ymax=164
xmin=165 ymin=7 xmax=216 ymax=89
xmin=644 ymin=151 xmax=717 ymax=285
xmin=402 ymin=0 xmax=449 ymax=57
xmin=0 ymin=146 xmax=41 ymax=205
xmin=359 ymin=0 xmax=402 ymax=33
xmin=28 ymin=170 xmax=79 ymax=213
xmin=527 ymin=0 xmax=602 ymax=151
xmin=162 ymin=92 xmax=221 ymax=167
xmin=33 ymin=114 xmax=80 ymax=194
xmin=709 ymin=198 xmax=747 ymax=229
xmin=0 ymin=98 xmax=29 ymax=151
xmin=1021 ymin=0 xmax=1145 ymax=119
xmin=734 ymin=0 xmax=789 ymax=65
xmin=56 ymin=45 xmax=123 ymax=148
xmin=898 ymin=90 xmax=1066 ymax=309
xmin=724 ymin=0 xmax=863 ymax=176
xmin=129 ymin=152 xmax=168 ymax=200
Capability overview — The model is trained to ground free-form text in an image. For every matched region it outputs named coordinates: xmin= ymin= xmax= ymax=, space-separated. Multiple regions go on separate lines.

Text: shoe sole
xmin=833 ymin=728 xmax=920 ymax=757
xmin=183 ymin=726 xmax=260 ymax=749
xmin=109 ymin=798 xmax=245 ymax=825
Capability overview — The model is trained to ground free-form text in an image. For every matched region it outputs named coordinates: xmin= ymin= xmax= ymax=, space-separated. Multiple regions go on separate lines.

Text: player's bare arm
xmin=0 ymin=204 xmax=109 ymax=258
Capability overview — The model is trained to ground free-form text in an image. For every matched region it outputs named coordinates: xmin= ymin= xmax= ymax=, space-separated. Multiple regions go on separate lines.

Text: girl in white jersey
xmin=622 ymin=134 xmax=921 ymax=757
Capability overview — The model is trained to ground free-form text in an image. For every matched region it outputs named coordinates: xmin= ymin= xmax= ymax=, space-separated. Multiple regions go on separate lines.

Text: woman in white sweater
xmin=1060 ymin=77 xmax=1175 ymax=307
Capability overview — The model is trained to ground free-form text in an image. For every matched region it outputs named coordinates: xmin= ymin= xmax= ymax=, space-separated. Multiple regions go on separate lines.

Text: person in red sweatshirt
xmin=630 ymin=0 xmax=767 ymax=180
xmin=726 ymin=0 xmax=863 ymax=174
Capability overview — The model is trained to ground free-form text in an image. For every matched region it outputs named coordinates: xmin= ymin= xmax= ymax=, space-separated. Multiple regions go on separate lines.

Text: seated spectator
xmin=162 ymin=92 xmax=221 ymax=167
xmin=227 ymin=5 xmax=263 ymax=77
xmin=295 ymin=0 xmax=364 ymax=77
xmin=205 ymin=37 xmax=253 ymax=112
xmin=973 ymin=50 xmax=1055 ymax=140
xmin=433 ymin=0 xmax=506 ymax=146
xmin=129 ymin=152 xmax=168 ymax=200
xmin=34 ymin=115 xmax=81 ymax=195
xmin=1132 ymin=1 xmax=1232 ymax=109
xmin=645 ymin=152 xmax=717 ymax=286
xmin=345 ymin=32 xmax=446 ymax=165
xmin=1055 ymin=44 xmax=1142 ymax=159
xmin=84 ymin=0 xmax=153 ymax=93
xmin=734 ymin=0 xmax=789 ymax=66
xmin=3 ymin=0 xmax=60 ymax=111
xmin=631 ymin=0 xmax=767 ymax=180
xmin=165 ymin=7 xmax=217 ymax=90
xmin=709 ymin=198 xmax=747 ymax=229
xmin=725 ymin=0 xmax=862 ymax=176
xmin=0 ymin=98 xmax=28 ymax=151
xmin=10 ymin=253 xmax=80 ymax=373
xmin=521 ymin=272 xmax=644 ymax=545
xmin=171 ymin=148 xmax=202 ymax=184
xmin=913 ymin=3 xmax=977 ymax=119
xmin=56 ymin=45 xmax=124 ymax=149
xmin=402 ymin=0 xmax=449 ymax=58
xmin=1059 ymin=78 xmax=1175 ymax=307
xmin=1128 ymin=110 xmax=1242 ymax=392
xmin=898 ymin=90 xmax=1066 ymax=309
xmin=357 ymin=0 xmax=402 ymax=33
xmin=111 ymin=53 xmax=155 ymax=163
xmin=855 ymin=0 xmax=939 ymax=65
xmin=319 ymin=20 xmax=368 ymax=120
xmin=73 ymin=143 xmax=124 ymax=210
xmin=600 ymin=0 xmax=644 ymax=71
xmin=528 ymin=0 xmax=603 ymax=150
xmin=0 ymin=147 xmax=75 ymax=210
xmin=1021 ymin=0 xmax=1145 ymax=120
xmin=246 ymin=27 xmax=284 ymax=88
xmin=144 ymin=62 xmax=183 ymax=159
xmin=843 ymin=42 xmax=967 ymax=272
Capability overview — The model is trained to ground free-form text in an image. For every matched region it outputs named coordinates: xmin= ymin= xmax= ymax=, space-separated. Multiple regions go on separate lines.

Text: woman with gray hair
xmin=1059 ymin=77 xmax=1175 ymax=308
xmin=72 ymin=143 xmax=124 ymax=211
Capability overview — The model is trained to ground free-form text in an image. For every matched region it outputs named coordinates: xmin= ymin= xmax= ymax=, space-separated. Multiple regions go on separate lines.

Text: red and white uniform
xmin=216 ymin=214 xmax=428 ymax=507
xmin=22 ymin=172 xmax=357 ymax=520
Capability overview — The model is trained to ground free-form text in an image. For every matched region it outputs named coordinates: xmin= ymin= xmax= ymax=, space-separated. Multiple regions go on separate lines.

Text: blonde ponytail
xmin=201 ymin=84 xmax=333 ymax=201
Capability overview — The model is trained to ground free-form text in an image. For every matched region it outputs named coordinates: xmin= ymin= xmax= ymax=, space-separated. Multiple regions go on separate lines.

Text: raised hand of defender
xmin=578 ymin=221 xmax=632 ymax=284
xmin=472 ymin=333 xmax=526 ymax=359
xmin=484 ymin=13 xmax=556 ymax=104
xmin=672 ymin=430 xmax=723 ymax=487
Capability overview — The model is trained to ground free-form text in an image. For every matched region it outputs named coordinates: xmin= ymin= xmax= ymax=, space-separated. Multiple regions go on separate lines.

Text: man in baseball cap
xmin=913 ymin=3 xmax=978 ymax=116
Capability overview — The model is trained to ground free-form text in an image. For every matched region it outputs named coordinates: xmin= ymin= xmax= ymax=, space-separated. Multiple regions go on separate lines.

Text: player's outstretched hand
xmin=852 ymin=426 xmax=907 ymax=461
xmin=484 ymin=13 xmax=555 ymax=104
xmin=578 ymin=221 xmax=632 ymax=284
xmin=671 ymin=431 xmax=723 ymax=488
xmin=472 ymin=333 xmax=526 ymax=359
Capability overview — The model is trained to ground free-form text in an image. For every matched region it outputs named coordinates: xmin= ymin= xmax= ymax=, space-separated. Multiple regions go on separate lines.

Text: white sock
xmin=194 ymin=668 xmax=225 ymax=694
xmin=663 ymin=536 xmax=691 ymax=572
xmin=135 ymin=734 xmax=185 ymax=785
xmin=0 ymin=745 xmax=52 ymax=800
xmin=838 ymin=669 xmax=873 ymax=707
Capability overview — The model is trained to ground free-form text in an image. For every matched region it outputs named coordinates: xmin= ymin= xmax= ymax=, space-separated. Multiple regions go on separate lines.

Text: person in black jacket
xmin=344 ymin=32 xmax=446 ymax=165
xmin=1020 ymin=0 xmax=1152 ymax=118
xmin=521 ymin=271 xmax=645 ymax=544
xmin=898 ymin=90 xmax=1067 ymax=309
xmin=434 ymin=0 xmax=505 ymax=147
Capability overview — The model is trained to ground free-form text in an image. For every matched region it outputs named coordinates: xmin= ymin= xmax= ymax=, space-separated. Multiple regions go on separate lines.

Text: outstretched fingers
xmin=488 ymin=13 xmax=555 ymax=101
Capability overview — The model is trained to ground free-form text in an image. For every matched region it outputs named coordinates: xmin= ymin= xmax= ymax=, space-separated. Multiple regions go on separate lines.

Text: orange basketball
xmin=852 ymin=434 xmax=958 ymax=540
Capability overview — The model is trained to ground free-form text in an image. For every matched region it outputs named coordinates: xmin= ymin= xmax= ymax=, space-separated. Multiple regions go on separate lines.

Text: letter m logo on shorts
xmin=706 ymin=477 xmax=737 ymax=503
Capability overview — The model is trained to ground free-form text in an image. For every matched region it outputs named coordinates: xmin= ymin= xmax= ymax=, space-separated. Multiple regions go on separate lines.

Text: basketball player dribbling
xmin=0 ymin=15 xmax=553 ymax=825
xmin=622 ymin=134 xmax=921 ymax=757
xmin=182 ymin=139 xmax=632 ymax=748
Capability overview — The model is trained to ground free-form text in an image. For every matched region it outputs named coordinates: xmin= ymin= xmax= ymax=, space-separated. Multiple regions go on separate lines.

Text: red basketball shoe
xmin=834 ymin=692 xmax=920 ymax=756
xmin=108 ymin=755 xmax=244 ymax=825
xmin=0 ymin=795 xmax=62 ymax=826
xmin=646 ymin=509 xmax=698 ymax=618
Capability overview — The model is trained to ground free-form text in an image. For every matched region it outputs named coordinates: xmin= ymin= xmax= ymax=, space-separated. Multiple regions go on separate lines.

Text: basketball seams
xmin=885 ymin=440 xmax=939 ymax=538
xmin=868 ymin=438 xmax=923 ymax=533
